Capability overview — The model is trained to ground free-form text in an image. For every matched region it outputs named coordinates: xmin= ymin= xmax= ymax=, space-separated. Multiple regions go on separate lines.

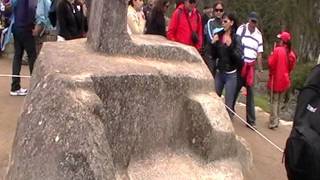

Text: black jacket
xmin=57 ymin=0 xmax=87 ymax=40
xmin=146 ymin=9 xmax=166 ymax=37
xmin=211 ymin=33 xmax=243 ymax=72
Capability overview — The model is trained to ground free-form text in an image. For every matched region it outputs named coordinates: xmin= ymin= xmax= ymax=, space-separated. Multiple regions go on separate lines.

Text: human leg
xmin=23 ymin=32 xmax=37 ymax=74
xmin=214 ymin=71 xmax=225 ymax=97
xmin=269 ymin=92 xmax=280 ymax=129
xmin=11 ymin=29 xmax=24 ymax=92
xmin=224 ymin=72 xmax=238 ymax=119
xmin=246 ymin=85 xmax=256 ymax=125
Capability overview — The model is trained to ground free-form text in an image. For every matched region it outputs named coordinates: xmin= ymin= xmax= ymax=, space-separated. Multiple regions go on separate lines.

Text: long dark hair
xmin=222 ymin=12 xmax=238 ymax=37
xmin=213 ymin=0 xmax=224 ymax=10
xmin=153 ymin=0 xmax=169 ymax=13
xmin=128 ymin=0 xmax=133 ymax=6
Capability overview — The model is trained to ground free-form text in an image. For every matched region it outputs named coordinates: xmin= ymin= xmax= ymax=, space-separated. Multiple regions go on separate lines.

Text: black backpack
xmin=48 ymin=0 xmax=57 ymax=27
xmin=284 ymin=64 xmax=320 ymax=180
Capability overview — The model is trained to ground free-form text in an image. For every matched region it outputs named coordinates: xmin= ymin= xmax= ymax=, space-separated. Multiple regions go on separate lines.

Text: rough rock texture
xmin=6 ymin=38 xmax=252 ymax=180
xmin=88 ymin=0 xmax=199 ymax=62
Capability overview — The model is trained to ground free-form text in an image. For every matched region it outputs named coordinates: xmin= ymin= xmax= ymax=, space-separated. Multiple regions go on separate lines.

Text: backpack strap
xmin=240 ymin=24 xmax=246 ymax=41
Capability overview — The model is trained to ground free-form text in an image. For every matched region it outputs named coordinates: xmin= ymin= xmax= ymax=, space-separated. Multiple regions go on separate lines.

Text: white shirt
xmin=236 ymin=23 xmax=263 ymax=63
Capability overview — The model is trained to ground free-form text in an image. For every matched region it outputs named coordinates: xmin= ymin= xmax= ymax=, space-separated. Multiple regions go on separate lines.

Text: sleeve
xmin=268 ymin=49 xmax=278 ymax=72
xmin=257 ymin=35 xmax=263 ymax=53
xmin=231 ymin=35 xmax=244 ymax=69
xmin=195 ymin=13 xmax=203 ymax=50
xmin=166 ymin=9 xmax=179 ymax=41
xmin=205 ymin=19 xmax=215 ymax=43
xmin=288 ymin=51 xmax=297 ymax=73
xmin=35 ymin=0 xmax=48 ymax=26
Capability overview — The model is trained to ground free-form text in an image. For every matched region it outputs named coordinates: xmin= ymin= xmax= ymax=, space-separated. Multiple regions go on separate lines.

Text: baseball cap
xmin=248 ymin=11 xmax=259 ymax=22
xmin=277 ymin=31 xmax=291 ymax=43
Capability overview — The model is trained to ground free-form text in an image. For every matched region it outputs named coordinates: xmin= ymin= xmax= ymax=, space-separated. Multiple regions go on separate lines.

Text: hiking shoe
xmin=10 ymin=88 xmax=28 ymax=96
xmin=268 ymin=123 xmax=279 ymax=129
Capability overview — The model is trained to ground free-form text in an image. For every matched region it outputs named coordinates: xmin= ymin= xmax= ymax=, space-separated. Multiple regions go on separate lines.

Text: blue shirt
xmin=35 ymin=0 xmax=52 ymax=29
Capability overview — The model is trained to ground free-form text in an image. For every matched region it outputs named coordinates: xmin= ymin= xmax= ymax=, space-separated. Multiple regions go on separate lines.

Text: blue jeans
xmin=215 ymin=70 xmax=238 ymax=119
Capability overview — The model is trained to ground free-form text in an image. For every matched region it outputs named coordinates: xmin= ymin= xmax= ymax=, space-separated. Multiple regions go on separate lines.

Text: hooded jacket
xmin=267 ymin=46 xmax=297 ymax=92
xmin=167 ymin=4 xmax=203 ymax=50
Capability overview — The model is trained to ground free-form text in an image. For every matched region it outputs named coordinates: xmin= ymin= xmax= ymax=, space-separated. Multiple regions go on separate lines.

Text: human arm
xmin=288 ymin=51 xmax=297 ymax=73
xmin=33 ymin=0 xmax=52 ymax=36
xmin=257 ymin=52 xmax=263 ymax=72
xmin=195 ymin=12 xmax=203 ymax=50
xmin=257 ymin=35 xmax=264 ymax=72
xmin=231 ymin=35 xmax=244 ymax=70
xmin=268 ymin=49 xmax=278 ymax=73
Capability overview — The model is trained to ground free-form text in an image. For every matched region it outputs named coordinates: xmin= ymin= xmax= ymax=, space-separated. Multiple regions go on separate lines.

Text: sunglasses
xmin=222 ymin=20 xmax=229 ymax=24
xmin=215 ymin=8 xmax=224 ymax=13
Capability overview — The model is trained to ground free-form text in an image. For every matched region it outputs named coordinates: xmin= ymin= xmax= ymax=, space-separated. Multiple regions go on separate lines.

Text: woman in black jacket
xmin=57 ymin=0 xmax=87 ymax=40
xmin=211 ymin=12 xmax=243 ymax=120
xmin=145 ymin=0 xmax=169 ymax=36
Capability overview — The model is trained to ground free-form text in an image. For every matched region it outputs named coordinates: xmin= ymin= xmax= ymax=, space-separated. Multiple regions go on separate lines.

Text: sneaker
xmin=10 ymin=88 xmax=28 ymax=96
xmin=268 ymin=123 xmax=279 ymax=129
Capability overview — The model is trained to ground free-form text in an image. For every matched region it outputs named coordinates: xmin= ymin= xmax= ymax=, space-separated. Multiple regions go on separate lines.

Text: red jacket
xmin=267 ymin=46 xmax=297 ymax=92
xmin=167 ymin=4 xmax=203 ymax=50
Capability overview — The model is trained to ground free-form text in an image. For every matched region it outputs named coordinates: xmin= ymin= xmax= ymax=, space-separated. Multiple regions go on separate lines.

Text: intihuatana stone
xmin=7 ymin=0 xmax=252 ymax=179
xmin=7 ymin=38 xmax=252 ymax=180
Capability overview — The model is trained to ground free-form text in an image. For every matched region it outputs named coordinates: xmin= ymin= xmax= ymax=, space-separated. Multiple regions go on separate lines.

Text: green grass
xmin=254 ymin=93 xmax=270 ymax=113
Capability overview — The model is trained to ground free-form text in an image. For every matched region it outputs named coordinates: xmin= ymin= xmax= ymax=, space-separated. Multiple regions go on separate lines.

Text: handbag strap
xmin=184 ymin=10 xmax=199 ymax=32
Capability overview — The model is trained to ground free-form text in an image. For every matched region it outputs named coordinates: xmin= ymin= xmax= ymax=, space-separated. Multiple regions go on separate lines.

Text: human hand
xmin=211 ymin=34 xmax=219 ymax=44
xmin=32 ymin=25 xmax=44 ymax=37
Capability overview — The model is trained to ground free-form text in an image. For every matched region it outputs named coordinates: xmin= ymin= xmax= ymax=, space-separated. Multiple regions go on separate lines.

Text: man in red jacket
xmin=267 ymin=31 xmax=297 ymax=129
xmin=167 ymin=0 xmax=203 ymax=51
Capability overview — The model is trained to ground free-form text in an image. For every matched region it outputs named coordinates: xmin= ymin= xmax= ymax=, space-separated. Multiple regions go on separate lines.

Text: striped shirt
xmin=236 ymin=23 xmax=263 ymax=63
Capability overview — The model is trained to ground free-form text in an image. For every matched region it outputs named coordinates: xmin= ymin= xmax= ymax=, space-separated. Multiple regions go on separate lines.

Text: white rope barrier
xmin=0 ymin=74 xmax=31 ymax=78
xmin=224 ymin=103 xmax=285 ymax=153
xmin=0 ymin=72 xmax=285 ymax=153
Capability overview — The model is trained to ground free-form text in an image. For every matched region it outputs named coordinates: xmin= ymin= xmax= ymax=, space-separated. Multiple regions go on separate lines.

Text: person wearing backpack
xmin=267 ymin=31 xmax=297 ymax=129
xmin=203 ymin=0 xmax=224 ymax=78
xmin=167 ymin=0 xmax=203 ymax=51
xmin=235 ymin=12 xmax=264 ymax=129
xmin=284 ymin=64 xmax=320 ymax=180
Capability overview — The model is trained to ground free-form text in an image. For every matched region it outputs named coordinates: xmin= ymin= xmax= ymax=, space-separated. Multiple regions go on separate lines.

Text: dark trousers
xmin=234 ymin=75 xmax=256 ymax=125
xmin=215 ymin=70 xmax=238 ymax=119
xmin=11 ymin=27 xmax=37 ymax=91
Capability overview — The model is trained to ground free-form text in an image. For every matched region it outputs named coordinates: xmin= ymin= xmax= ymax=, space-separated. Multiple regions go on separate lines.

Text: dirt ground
xmin=0 ymin=57 xmax=291 ymax=180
